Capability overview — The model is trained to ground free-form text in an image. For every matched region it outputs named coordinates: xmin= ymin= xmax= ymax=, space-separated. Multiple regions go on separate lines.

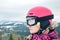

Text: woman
xmin=26 ymin=6 xmax=58 ymax=40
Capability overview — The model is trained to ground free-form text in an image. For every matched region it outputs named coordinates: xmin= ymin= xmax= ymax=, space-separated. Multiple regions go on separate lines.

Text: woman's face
xmin=27 ymin=23 xmax=40 ymax=34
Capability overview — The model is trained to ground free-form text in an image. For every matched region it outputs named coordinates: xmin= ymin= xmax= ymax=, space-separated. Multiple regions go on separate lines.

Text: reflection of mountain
xmin=0 ymin=21 xmax=30 ymax=36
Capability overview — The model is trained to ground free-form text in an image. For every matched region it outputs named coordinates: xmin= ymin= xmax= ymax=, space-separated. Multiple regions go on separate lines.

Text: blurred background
xmin=0 ymin=0 xmax=60 ymax=40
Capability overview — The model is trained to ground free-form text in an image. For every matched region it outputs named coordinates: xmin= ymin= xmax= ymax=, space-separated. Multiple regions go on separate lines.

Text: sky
xmin=0 ymin=0 xmax=60 ymax=22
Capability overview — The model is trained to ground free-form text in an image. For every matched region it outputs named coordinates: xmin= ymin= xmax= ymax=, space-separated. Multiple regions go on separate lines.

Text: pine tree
xmin=18 ymin=36 xmax=20 ymax=40
xmin=18 ymin=35 xmax=22 ymax=40
xmin=0 ymin=29 xmax=3 ymax=40
xmin=8 ymin=33 xmax=13 ymax=40
xmin=0 ymin=31 xmax=2 ymax=40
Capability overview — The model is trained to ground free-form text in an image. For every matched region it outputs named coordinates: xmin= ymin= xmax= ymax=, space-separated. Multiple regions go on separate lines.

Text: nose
xmin=27 ymin=25 xmax=31 ymax=27
xmin=28 ymin=26 xmax=33 ymax=30
xmin=28 ymin=25 xmax=32 ymax=27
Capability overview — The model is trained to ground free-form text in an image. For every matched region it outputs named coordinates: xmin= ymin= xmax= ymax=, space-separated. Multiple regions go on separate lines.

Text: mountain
xmin=56 ymin=23 xmax=60 ymax=37
xmin=0 ymin=21 xmax=30 ymax=36
xmin=0 ymin=21 xmax=60 ymax=37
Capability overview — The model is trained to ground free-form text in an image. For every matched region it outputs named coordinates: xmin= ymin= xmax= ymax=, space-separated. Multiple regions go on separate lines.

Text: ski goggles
xmin=26 ymin=15 xmax=54 ymax=26
xmin=26 ymin=16 xmax=37 ymax=26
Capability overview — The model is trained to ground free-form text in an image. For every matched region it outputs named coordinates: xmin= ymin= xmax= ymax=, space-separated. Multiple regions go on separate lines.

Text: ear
xmin=36 ymin=22 xmax=40 ymax=27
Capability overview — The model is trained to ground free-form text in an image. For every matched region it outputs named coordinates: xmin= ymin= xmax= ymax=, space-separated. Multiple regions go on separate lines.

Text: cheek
xmin=29 ymin=26 xmax=40 ymax=33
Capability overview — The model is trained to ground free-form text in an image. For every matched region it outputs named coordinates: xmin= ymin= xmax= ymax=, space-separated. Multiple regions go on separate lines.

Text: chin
xmin=30 ymin=30 xmax=36 ymax=34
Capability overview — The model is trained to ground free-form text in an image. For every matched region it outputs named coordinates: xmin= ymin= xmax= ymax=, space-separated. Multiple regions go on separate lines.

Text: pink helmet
xmin=26 ymin=6 xmax=54 ymax=34
xmin=26 ymin=6 xmax=54 ymax=24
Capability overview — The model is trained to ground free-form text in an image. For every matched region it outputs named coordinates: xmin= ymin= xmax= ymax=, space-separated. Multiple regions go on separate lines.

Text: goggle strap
xmin=38 ymin=15 xmax=54 ymax=21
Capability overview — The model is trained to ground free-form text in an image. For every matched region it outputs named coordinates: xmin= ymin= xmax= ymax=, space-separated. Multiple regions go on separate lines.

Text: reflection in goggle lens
xmin=28 ymin=19 xmax=35 ymax=25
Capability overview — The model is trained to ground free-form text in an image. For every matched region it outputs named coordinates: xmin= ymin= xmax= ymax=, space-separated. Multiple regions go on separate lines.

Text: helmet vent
xmin=29 ymin=13 xmax=33 ymax=15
